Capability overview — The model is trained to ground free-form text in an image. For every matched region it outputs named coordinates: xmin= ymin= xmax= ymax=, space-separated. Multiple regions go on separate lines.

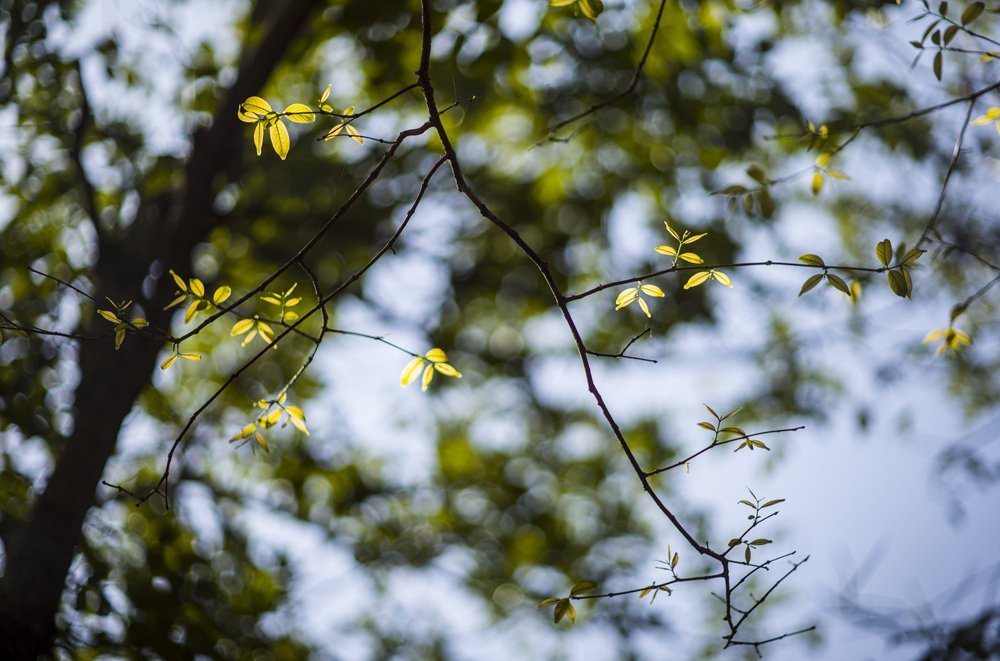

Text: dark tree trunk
xmin=0 ymin=2 xmax=320 ymax=657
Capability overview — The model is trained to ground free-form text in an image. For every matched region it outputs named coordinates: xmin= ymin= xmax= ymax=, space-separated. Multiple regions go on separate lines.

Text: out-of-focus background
xmin=1 ymin=0 xmax=998 ymax=658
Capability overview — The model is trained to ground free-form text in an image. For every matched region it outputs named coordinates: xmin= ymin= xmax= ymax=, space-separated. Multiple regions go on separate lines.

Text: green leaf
xmin=718 ymin=184 xmax=749 ymax=196
xmin=887 ymin=269 xmax=908 ymax=297
xmin=798 ymin=254 xmax=825 ymax=267
xmin=553 ymin=598 xmax=575 ymax=623
xmin=703 ymin=403 xmax=719 ymax=419
xmin=570 ymin=581 xmax=598 ymax=597
xmin=746 ymin=164 xmax=768 ymax=184
xmin=826 ymin=273 xmax=851 ymax=295
xmin=943 ymin=25 xmax=958 ymax=45
xmin=750 ymin=538 xmax=772 ymax=546
xmin=698 ymin=421 xmax=717 ymax=431
xmin=933 ymin=51 xmax=943 ymax=81
xmin=876 ymin=239 xmax=892 ymax=267
xmin=728 ymin=538 xmax=741 ymax=547
xmin=799 ymin=274 xmax=824 ymax=296
xmin=901 ymin=248 xmax=925 ymax=266
xmin=537 ymin=597 xmax=561 ymax=608
xmin=744 ymin=546 xmax=752 ymax=563
xmin=902 ymin=268 xmax=913 ymax=297
xmin=761 ymin=499 xmax=785 ymax=508
xmin=961 ymin=2 xmax=984 ymax=24
xmin=757 ymin=188 xmax=775 ymax=219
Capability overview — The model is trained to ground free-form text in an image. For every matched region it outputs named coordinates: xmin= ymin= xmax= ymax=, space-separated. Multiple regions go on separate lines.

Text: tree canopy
xmin=1 ymin=0 xmax=999 ymax=658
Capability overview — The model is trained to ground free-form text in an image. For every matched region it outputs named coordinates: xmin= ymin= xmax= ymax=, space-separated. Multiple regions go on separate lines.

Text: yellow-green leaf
xmin=683 ymin=272 xmax=711 ymax=289
xmin=164 ymin=294 xmax=187 ymax=310
xmin=255 ymin=431 xmax=269 ymax=452
xmin=231 ymin=422 xmax=257 ymax=441
xmin=184 ymin=300 xmax=201 ymax=323
xmin=231 ymin=318 xmax=254 ymax=335
xmin=876 ymin=239 xmax=893 ymax=267
xmin=189 ymin=278 xmax=205 ymax=298
xmin=179 ymin=352 xmax=201 ymax=361
xmin=253 ymin=121 xmax=264 ymax=156
xmin=663 ymin=220 xmax=680 ymax=241
xmin=678 ymin=252 xmax=703 ymax=264
xmin=712 ymin=271 xmax=733 ymax=288
xmin=270 ymin=121 xmax=290 ymax=160
xmin=242 ymin=96 xmax=271 ymax=115
xmin=640 ymin=284 xmax=664 ymax=297
xmin=284 ymin=103 xmax=315 ymax=123
xmin=132 ymin=318 xmax=149 ymax=328
xmin=213 ymin=286 xmax=232 ymax=305
xmin=799 ymin=273 xmax=824 ymax=296
xmin=579 ymin=0 xmax=603 ymax=20
xmin=433 ymin=362 xmax=462 ymax=378
xmin=426 ymin=348 xmax=447 ymax=362
xmin=421 ymin=364 xmax=435 ymax=391
xmin=401 ymin=357 xmax=424 ymax=386
xmin=98 ymin=309 xmax=121 ymax=324
xmin=257 ymin=321 xmax=275 ymax=343
xmin=169 ymin=269 xmax=187 ymax=292
xmin=654 ymin=245 xmax=677 ymax=256
xmin=345 ymin=124 xmax=363 ymax=144
xmin=615 ymin=287 xmax=639 ymax=307
xmin=811 ymin=172 xmax=824 ymax=195
xmin=289 ymin=415 xmax=309 ymax=435
xmin=160 ymin=353 xmax=177 ymax=370
xmin=320 ymin=83 xmax=332 ymax=104
xmin=264 ymin=408 xmax=283 ymax=426
xmin=322 ymin=123 xmax=344 ymax=141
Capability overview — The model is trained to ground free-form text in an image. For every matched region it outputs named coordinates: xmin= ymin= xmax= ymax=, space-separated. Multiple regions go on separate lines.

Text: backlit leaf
xmin=683 ymin=271 xmax=711 ymax=289
xmin=270 ymin=121 xmax=290 ymax=160
xmin=284 ymin=103 xmax=315 ymax=123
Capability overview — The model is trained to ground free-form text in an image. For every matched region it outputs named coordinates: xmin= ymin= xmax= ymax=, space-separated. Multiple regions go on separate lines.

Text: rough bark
xmin=0 ymin=2 xmax=320 ymax=657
